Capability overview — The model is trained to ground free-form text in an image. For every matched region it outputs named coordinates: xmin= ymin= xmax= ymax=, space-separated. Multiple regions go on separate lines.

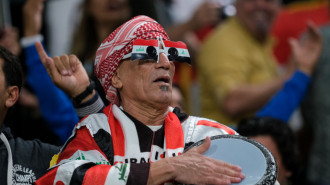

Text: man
xmin=20 ymin=0 xmax=79 ymax=144
xmin=35 ymin=15 xmax=246 ymax=185
xmin=1 ymin=0 xmax=79 ymax=145
xmin=0 ymin=46 xmax=61 ymax=185
xmin=255 ymin=21 xmax=322 ymax=123
xmin=197 ymin=0 xmax=321 ymax=127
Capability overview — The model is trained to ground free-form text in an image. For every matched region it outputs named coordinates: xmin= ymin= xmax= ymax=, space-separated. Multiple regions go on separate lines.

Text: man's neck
xmin=253 ymin=32 xmax=268 ymax=44
xmin=235 ymin=16 xmax=269 ymax=45
xmin=120 ymin=101 xmax=169 ymax=126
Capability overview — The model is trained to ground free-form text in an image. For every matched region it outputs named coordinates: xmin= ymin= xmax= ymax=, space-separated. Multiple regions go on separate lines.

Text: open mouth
xmin=154 ymin=76 xmax=170 ymax=84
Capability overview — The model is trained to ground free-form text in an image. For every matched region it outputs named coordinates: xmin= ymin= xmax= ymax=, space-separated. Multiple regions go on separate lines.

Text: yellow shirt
xmin=197 ymin=17 xmax=278 ymax=126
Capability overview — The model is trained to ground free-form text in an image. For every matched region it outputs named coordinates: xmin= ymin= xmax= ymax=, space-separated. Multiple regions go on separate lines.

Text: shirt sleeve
xmin=256 ymin=70 xmax=311 ymax=122
xmin=74 ymin=91 xmax=105 ymax=119
xmin=23 ymin=42 xmax=79 ymax=144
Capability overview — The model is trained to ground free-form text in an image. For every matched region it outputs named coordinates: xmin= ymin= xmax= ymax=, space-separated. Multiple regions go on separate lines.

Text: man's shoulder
xmin=1 ymin=125 xmax=59 ymax=154
xmin=77 ymin=112 xmax=109 ymax=132
xmin=81 ymin=112 xmax=108 ymax=122
xmin=0 ymin=126 xmax=60 ymax=184
xmin=182 ymin=115 xmax=237 ymax=135
xmin=181 ymin=115 xmax=237 ymax=145
xmin=0 ymin=125 xmax=13 ymax=139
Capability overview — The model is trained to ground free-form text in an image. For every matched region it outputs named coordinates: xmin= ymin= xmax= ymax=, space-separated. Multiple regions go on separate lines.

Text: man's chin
xmin=159 ymin=85 xmax=170 ymax=92
xmin=153 ymin=94 xmax=171 ymax=105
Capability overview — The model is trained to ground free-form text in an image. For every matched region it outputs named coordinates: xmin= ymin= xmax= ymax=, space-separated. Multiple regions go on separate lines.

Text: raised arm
xmin=221 ymin=22 xmax=322 ymax=118
xmin=257 ymin=22 xmax=322 ymax=122
xmin=21 ymin=0 xmax=79 ymax=143
xmin=35 ymin=42 xmax=91 ymax=98
xmin=35 ymin=42 xmax=105 ymax=118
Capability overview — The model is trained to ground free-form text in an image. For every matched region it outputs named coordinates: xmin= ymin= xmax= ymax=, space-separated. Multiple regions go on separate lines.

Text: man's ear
xmin=111 ymin=72 xmax=123 ymax=89
xmin=5 ymin=86 xmax=19 ymax=108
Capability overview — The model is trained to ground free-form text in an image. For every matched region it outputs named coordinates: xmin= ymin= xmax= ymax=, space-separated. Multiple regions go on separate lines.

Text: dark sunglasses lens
xmin=146 ymin=46 xmax=157 ymax=59
xmin=168 ymin=47 xmax=178 ymax=61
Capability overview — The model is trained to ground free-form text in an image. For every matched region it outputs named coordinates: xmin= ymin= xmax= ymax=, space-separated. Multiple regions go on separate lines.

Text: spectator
xmin=242 ymin=23 xmax=322 ymax=185
xmin=19 ymin=0 xmax=79 ymax=144
xmin=0 ymin=27 xmax=101 ymax=184
xmin=256 ymin=22 xmax=322 ymax=123
xmin=0 ymin=45 xmax=60 ymax=185
xmin=35 ymin=15 xmax=245 ymax=185
xmin=0 ymin=0 xmax=80 ymax=145
xmin=197 ymin=0 xmax=320 ymax=127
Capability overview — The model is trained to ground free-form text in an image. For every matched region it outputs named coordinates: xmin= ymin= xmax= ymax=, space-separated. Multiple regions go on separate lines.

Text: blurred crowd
xmin=1 ymin=0 xmax=329 ymax=184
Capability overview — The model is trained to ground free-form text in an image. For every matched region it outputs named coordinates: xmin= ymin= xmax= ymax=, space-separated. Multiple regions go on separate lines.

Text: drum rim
xmin=184 ymin=135 xmax=278 ymax=185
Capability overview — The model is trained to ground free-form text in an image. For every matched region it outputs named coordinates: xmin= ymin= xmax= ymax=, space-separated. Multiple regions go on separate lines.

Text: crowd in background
xmin=0 ymin=0 xmax=329 ymax=184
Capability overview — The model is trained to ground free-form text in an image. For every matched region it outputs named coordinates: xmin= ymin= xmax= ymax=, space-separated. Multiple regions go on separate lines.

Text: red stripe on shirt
xmin=106 ymin=105 xmax=125 ymax=156
xmin=197 ymin=120 xmax=236 ymax=135
xmin=165 ymin=111 xmax=184 ymax=149
xmin=57 ymin=126 xmax=107 ymax=162
xmin=83 ymin=165 xmax=111 ymax=185
xmin=34 ymin=166 xmax=59 ymax=185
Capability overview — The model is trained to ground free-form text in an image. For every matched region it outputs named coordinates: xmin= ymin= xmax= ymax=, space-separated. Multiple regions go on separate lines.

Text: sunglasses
xmin=122 ymin=37 xmax=191 ymax=64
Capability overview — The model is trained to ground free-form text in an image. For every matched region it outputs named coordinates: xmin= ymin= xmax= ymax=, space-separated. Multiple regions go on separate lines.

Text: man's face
xmin=235 ymin=0 xmax=281 ymax=41
xmin=116 ymin=52 xmax=175 ymax=108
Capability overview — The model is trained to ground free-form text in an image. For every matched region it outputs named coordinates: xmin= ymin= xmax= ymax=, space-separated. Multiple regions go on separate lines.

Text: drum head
xmin=185 ymin=135 xmax=278 ymax=185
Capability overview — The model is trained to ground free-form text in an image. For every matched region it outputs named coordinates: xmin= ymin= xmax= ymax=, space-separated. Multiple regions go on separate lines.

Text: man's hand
xmin=35 ymin=41 xmax=90 ymax=97
xmin=148 ymin=137 xmax=245 ymax=185
xmin=289 ymin=21 xmax=322 ymax=76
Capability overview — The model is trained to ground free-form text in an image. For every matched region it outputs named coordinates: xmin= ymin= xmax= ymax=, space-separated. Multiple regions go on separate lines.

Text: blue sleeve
xmin=256 ymin=71 xmax=311 ymax=122
xmin=24 ymin=43 xmax=79 ymax=144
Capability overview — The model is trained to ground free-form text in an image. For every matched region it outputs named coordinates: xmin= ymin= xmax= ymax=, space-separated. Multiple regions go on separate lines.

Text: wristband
xmin=73 ymin=81 xmax=95 ymax=104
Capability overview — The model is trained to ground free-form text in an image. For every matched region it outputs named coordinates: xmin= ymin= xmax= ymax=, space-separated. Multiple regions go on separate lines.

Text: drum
xmin=183 ymin=135 xmax=278 ymax=185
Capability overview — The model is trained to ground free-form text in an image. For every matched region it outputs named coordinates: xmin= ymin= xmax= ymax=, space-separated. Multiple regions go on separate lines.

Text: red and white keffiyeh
xmin=94 ymin=15 xmax=169 ymax=104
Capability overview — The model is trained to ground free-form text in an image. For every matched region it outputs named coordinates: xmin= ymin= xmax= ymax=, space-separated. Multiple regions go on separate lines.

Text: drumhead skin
xmin=183 ymin=135 xmax=278 ymax=185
